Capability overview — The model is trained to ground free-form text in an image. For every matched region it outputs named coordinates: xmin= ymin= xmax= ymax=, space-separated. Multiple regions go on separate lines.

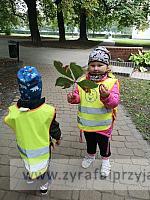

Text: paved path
xmin=110 ymin=66 xmax=150 ymax=80
xmin=0 ymin=38 xmax=90 ymax=66
xmin=131 ymin=71 xmax=150 ymax=80
xmin=0 ymin=39 xmax=150 ymax=199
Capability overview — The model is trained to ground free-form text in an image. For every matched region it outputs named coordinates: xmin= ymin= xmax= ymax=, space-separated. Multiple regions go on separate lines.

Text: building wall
xmin=107 ymin=47 xmax=143 ymax=61
xmin=132 ymin=27 xmax=150 ymax=39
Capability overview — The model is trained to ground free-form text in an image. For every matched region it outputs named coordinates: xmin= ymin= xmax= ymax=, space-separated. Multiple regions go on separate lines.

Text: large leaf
xmin=77 ymin=79 xmax=98 ymax=92
xmin=70 ymin=62 xmax=84 ymax=80
xmin=55 ymin=77 xmax=74 ymax=89
xmin=54 ymin=61 xmax=73 ymax=79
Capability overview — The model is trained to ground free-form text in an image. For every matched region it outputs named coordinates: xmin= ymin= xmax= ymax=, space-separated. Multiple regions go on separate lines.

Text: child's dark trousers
xmin=84 ymin=132 xmax=111 ymax=157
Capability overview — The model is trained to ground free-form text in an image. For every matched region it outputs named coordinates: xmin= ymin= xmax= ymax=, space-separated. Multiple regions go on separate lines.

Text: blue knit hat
xmin=17 ymin=66 xmax=42 ymax=100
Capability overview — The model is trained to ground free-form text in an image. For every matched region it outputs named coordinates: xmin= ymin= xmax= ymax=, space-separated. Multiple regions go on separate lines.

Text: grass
xmin=90 ymin=38 xmax=150 ymax=48
xmin=114 ymin=38 xmax=150 ymax=47
xmin=117 ymin=75 xmax=150 ymax=141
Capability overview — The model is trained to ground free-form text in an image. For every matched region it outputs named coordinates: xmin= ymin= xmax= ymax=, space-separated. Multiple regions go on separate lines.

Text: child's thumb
xmin=51 ymin=142 xmax=55 ymax=150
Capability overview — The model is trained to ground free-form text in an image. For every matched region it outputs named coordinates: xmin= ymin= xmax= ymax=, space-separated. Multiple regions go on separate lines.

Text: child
xmin=67 ymin=47 xmax=120 ymax=177
xmin=4 ymin=66 xmax=61 ymax=195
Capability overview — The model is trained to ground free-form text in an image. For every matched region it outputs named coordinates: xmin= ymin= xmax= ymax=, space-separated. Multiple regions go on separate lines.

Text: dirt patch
xmin=0 ymin=58 xmax=20 ymax=67
xmin=21 ymin=39 xmax=101 ymax=49
xmin=0 ymin=58 xmax=22 ymax=112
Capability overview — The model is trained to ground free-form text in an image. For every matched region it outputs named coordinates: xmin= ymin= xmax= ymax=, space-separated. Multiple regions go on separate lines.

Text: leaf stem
xmin=72 ymin=83 xmax=75 ymax=94
xmin=69 ymin=65 xmax=76 ymax=82
xmin=68 ymin=64 xmax=77 ymax=94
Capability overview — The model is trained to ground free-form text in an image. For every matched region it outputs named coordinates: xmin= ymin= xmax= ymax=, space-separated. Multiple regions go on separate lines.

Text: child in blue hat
xmin=4 ymin=66 xmax=61 ymax=195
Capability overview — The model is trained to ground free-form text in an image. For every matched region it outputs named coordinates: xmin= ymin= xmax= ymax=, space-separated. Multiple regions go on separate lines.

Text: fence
xmin=110 ymin=60 xmax=135 ymax=68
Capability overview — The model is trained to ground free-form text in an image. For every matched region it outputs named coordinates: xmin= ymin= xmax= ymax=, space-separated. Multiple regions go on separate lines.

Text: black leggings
xmin=84 ymin=132 xmax=111 ymax=157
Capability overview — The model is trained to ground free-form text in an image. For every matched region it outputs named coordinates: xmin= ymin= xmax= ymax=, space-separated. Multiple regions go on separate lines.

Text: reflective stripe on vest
xmin=17 ymin=145 xmax=49 ymax=158
xmin=78 ymin=105 xmax=112 ymax=114
xmin=24 ymin=159 xmax=49 ymax=173
xmin=77 ymin=116 xmax=112 ymax=127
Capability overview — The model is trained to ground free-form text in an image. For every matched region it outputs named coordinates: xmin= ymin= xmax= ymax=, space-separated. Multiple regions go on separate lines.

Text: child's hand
xmin=56 ymin=140 xmax=61 ymax=145
xmin=51 ymin=141 xmax=55 ymax=150
xmin=67 ymin=93 xmax=76 ymax=103
xmin=99 ymin=84 xmax=110 ymax=98
xmin=51 ymin=139 xmax=61 ymax=150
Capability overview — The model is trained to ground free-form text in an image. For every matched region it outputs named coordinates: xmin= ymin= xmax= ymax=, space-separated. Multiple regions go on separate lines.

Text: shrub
xmin=112 ymin=34 xmax=132 ymax=39
xmin=4 ymin=29 xmax=11 ymax=35
xmin=129 ymin=51 xmax=150 ymax=69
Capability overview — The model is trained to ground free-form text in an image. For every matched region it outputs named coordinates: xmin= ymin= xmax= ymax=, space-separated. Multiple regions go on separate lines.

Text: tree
xmin=96 ymin=0 xmax=150 ymax=30
xmin=42 ymin=0 xmax=66 ymax=41
xmin=41 ymin=0 xmax=57 ymax=28
xmin=0 ymin=0 xmax=19 ymax=35
xmin=56 ymin=2 xmax=66 ymax=41
xmin=4 ymin=0 xmax=149 ymax=42
xmin=72 ymin=1 xmax=87 ymax=40
xmin=23 ymin=0 xmax=41 ymax=46
xmin=72 ymin=0 xmax=100 ymax=40
xmin=72 ymin=0 xmax=150 ymax=40
xmin=111 ymin=0 xmax=150 ymax=30
xmin=79 ymin=7 xmax=88 ymax=40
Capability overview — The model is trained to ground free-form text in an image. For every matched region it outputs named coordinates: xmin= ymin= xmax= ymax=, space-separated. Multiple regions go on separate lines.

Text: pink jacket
xmin=69 ymin=73 xmax=120 ymax=137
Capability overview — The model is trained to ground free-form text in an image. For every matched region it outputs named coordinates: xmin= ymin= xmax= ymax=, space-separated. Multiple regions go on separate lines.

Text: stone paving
xmin=131 ymin=71 xmax=150 ymax=80
xmin=110 ymin=66 xmax=134 ymax=77
xmin=110 ymin=65 xmax=150 ymax=80
xmin=0 ymin=39 xmax=150 ymax=199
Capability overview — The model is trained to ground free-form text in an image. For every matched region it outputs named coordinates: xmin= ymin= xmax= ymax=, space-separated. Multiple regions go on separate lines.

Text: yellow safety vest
xmin=4 ymin=103 xmax=55 ymax=179
xmin=77 ymin=76 xmax=118 ymax=132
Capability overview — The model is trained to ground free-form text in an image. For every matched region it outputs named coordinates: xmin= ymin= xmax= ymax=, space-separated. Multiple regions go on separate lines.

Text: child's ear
xmin=106 ymin=66 xmax=111 ymax=73
xmin=87 ymin=65 xmax=90 ymax=71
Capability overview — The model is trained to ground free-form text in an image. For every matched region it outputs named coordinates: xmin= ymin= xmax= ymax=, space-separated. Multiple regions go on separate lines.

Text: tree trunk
xmin=79 ymin=8 xmax=88 ymax=41
xmin=24 ymin=0 xmax=41 ymax=46
xmin=57 ymin=4 xmax=66 ymax=42
xmin=92 ymin=30 xmax=95 ymax=38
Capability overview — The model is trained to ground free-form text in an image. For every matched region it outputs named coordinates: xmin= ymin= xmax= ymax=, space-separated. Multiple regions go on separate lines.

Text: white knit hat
xmin=88 ymin=46 xmax=110 ymax=65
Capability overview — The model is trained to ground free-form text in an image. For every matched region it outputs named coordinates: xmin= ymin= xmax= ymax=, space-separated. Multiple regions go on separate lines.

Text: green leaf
xmin=54 ymin=60 xmax=63 ymax=73
xmin=77 ymin=79 xmax=98 ymax=92
xmin=55 ymin=77 xmax=74 ymax=89
xmin=70 ymin=63 xmax=84 ymax=80
xmin=54 ymin=61 xmax=73 ymax=79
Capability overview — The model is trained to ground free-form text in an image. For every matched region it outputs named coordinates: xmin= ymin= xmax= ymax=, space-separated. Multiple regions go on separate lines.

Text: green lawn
xmin=117 ymin=75 xmax=150 ymax=141
xmin=90 ymin=37 xmax=150 ymax=47
xmin=114 ymin=38 xmax=150 ymax=47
